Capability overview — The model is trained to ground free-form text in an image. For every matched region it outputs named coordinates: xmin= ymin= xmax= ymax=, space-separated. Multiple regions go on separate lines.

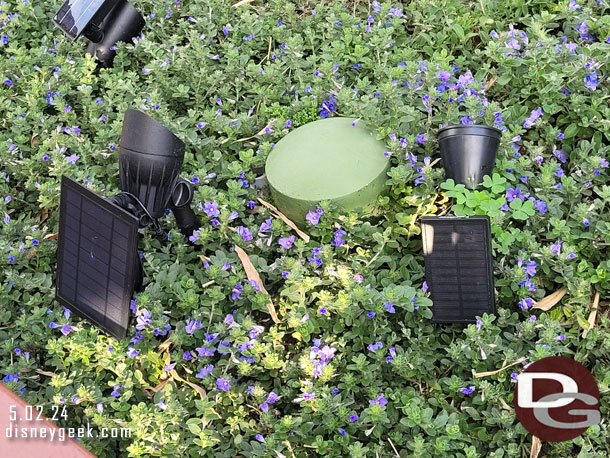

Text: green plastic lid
xmin=265 ymin=117 xmax=389 ymax=225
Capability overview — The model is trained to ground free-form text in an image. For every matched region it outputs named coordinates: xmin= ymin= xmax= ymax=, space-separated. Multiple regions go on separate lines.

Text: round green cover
xmin=265 ymin=117 xmax=389 ymax=225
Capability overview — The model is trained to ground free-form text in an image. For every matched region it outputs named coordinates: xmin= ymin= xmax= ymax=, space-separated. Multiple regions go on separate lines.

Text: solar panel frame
xmin=56 ymin=175 xmax=139 ymax=339
xmin=421 ymin=216 xmax=495 ymax=323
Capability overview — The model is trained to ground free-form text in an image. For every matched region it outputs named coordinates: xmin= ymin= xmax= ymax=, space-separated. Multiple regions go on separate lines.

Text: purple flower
xmin=584 ymin=71 xmax=598 ymax=91
xmin=236 ymin=226 xmax=253 ymax=241
xmin=332 ymin=229 xmax=347 ymax=247
xmin=302 ymin=392 xmax=316 ymax=400
xmin=278 ymin=235 xmax=295 ymax=249
xmin=583 ymin=218 xmax=589 ymax=227
xmin=319 ymin=94 xmax=338 ymax=118
xmin=599 ymin=158 xmax=609 ymax=168
xmin=232 ymin=284 xmax=243 ymax=300
xmin=255 ymin=434 xmax=265 ymax=442
xmin=338 ymin=428 xmax=346 ymax=436
xmin=203 ymin=201 xmax=219 ymax=217
xmin=60 ymin=325 xmax=72 ymax=335
xmin=110 ymin=385 xmax=122 ymax=397
xmin=519 ymin=297 xmax=534 ymax=309
xmin=216 ymin=378 xmax=231 ymax=391
xmin=367 ymin=341 xmax=383 ymax=352
xmin=506 ymin=38 xmax=521 ymax=50
xmin=189 ymin=229 xmax=200 ymax=243
xmin=506 ymin=187 xmax=523 ymax=202
xmin=415 ymin=133 xmax=427 ymax=143
xmin=185 ymin=319 xmax=203 ymax=335
xmin=65 ymin=154 xmax=79 ymax=164
xmin=319 ymin=345 xmax=336 ymax=361
xmin=384 ymin=301 xmax=395 ymax=314
xmin=550 ymin=241 xmax=562 ymax=254
xmin=369 ymin=394 xmax=388 ymax=406
xmin=126 ymin=347 xmax=139 ymax=358
xmin=460 ymin=386 xmax=475 ymax=395
xmin=196 ymin=365 xmax=214 ymax=378
xmin=349 ymin=415 xmax=358 ymax=422
xmin=319 ymin=307 xmax=327 ymax=315
xmin=136 ymin=309 xmax=152 ymax=330
xmin=523 ymin=107 xmax=543 ymax=129
xmin=367 ymin=311 xmax=375 ymax=318
xmin=524 ymin=261 xmax=537 ymax=277
xmin=457 ymin=70 xmax=475 ymax=88
xmin=553 ymin=149 xmax=568 ymax=163
xmin=195 ymin=347 xmax=215 ymax=357
xmin=437 ymin=70 xmax=451 ymax=83
xmin=306 ymin=207 xmax=324 ymax=225
xmin=556 ymin=334 xmax=566 ymax=341
xmin=535 ymin=200 xmax=548 ymax=214
xmin=422 ymin=281 xmax=428 ymax=292
xmin=460 ymin=116 xmax=473 ymax=125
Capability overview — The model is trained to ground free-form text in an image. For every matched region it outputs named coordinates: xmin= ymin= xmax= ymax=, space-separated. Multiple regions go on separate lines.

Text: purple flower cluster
xmin=306 ymin=207 xmax=323 ymax=225
xmin=309 ymin=338 xmax=337 ymax=378
xmin=259 ymin=391 xmax=279 ymax=413
xmin=516 ymin=257 xmax=537 ymax=292
xmin=308 ymin=247 xmax=323 ymax=267
xmin=319 ymin=94 xmax=338 ymax=118
xmin=332 ymin=229 xmax=347 ymax=247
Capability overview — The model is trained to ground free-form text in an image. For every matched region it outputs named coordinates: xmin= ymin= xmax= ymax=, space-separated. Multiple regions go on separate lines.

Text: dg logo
xmin=514 ymin=356 xmax=601 ymax=442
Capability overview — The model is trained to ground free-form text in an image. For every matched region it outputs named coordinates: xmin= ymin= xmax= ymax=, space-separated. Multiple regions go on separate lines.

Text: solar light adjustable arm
xmin=168 ymin=179 xmax=200 ymax=238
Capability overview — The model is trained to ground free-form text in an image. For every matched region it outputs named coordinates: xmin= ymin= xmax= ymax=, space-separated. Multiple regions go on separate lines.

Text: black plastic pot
xmin=438 ymin=125 xmax=502 ymax=189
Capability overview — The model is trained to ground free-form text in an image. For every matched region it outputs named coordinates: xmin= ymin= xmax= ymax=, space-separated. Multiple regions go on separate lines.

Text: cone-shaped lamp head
xmin=118 ymin=110 xmax=185 ymax=219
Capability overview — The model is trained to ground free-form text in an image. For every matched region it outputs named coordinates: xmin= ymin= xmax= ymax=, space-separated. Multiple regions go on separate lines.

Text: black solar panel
xmin=56 ymin=176 xmax=139 ymax=339
xmin=421 ymin=216 xmax=495 ymax=322
xmin=53 ymin=0 xmax=116 ymax=40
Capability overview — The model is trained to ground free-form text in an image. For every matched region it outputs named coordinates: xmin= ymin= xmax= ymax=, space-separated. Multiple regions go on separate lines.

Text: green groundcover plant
xmin=1 ymin=0 xmax=609 ymax=456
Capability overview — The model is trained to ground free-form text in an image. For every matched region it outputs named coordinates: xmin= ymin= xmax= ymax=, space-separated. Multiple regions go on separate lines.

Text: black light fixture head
xmin=438 ymin=124 xmax=501 ymax=189
xmin=53 ymin=0 xmax=145 ymax=67
xmin=117 ymin=110 xmax=199 ymax=238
